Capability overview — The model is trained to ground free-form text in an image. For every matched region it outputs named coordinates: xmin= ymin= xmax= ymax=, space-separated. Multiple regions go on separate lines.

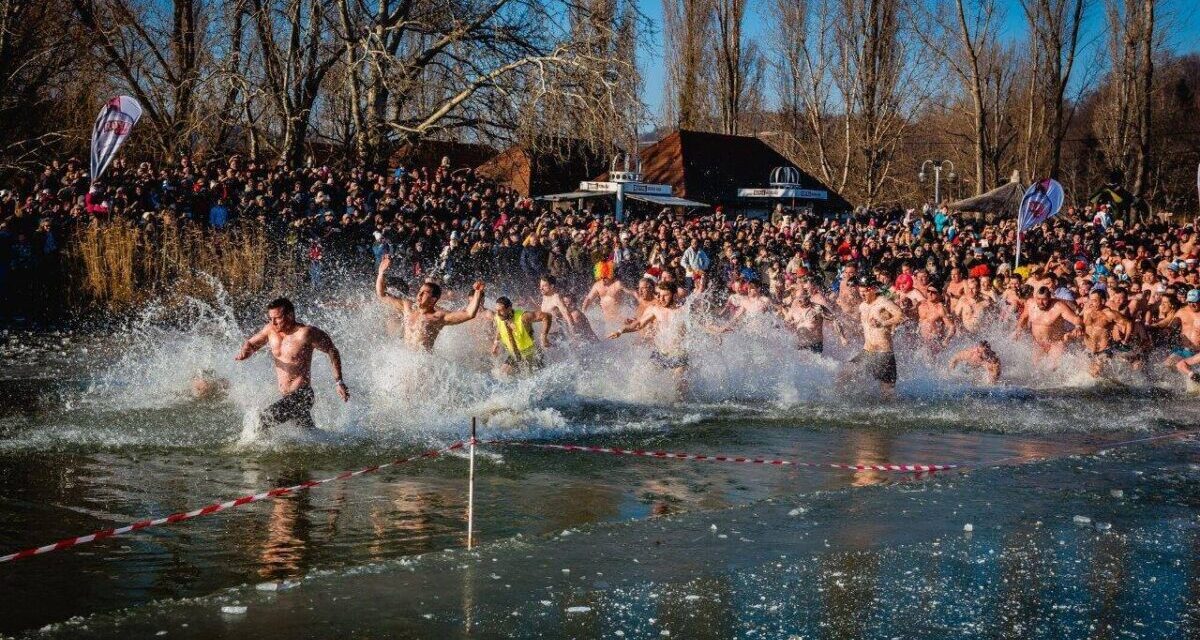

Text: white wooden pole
xmin=467 ymin=416 xmax=476 ymax=550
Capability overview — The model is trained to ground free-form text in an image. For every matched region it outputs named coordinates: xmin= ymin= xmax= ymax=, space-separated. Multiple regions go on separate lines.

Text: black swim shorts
xmin=262 ymin=386 xmax=316 ymax=430
xmin=850 ymin=350 xmax=897 ymax=384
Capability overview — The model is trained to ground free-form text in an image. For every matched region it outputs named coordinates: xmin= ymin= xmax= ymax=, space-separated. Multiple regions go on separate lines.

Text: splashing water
xmin=12 ymin=276 xmax=1195 ymax=454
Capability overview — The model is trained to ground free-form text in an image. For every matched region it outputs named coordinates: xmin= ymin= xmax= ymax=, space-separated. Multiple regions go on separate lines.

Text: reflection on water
xmin=256 ymin=474 xmax=313 ymax=579
xmin=20 ymin=439 xmax=1195 ymax=640
xmin=2 ymin=343 xmax=1198 ymax=636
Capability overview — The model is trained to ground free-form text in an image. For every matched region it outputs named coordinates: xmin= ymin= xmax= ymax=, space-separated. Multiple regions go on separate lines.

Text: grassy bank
xmin=68 ymin=221 xmax=300 ymax=312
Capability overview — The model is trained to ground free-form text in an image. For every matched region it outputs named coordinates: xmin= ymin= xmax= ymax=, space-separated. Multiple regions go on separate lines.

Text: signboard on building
xmin=737 ymin=187 xmax=828 ymax=200
xmin=580 ymin=181 xmax=673 ymax=196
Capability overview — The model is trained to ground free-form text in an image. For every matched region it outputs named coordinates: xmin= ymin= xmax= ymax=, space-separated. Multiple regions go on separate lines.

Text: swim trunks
xmin=503 ymin=353 xmax=544 ymax=374
xmin=651 ymin=350 xmax=689 ymax=370
xmin=850 ymin=350 xmax=897 ymax=384
xmin=1100 ymin=343 xmax=1134 ymax=358
xmin=262 ymin=386 xmax=316 ymax=430
xmin=1172 ymin=347 xmax=1196 ymax=359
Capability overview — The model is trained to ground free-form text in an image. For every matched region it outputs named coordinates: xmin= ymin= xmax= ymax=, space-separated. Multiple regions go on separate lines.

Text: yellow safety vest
xmin=495 ymin=310 xmax=537 ymax=360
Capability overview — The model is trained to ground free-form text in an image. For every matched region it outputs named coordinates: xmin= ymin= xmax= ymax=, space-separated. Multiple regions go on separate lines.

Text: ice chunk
xmin=565 ymin=606 xmax=592 ymax=614
xmin=255 ymin=582 xmax=280 ymax=592
xmin=962 ymin=523 xmax=973 ymax=532
xmin=787 ymin=508 xmax=806 ymax=517
xmin=1095 ymin=522 xmax=1112 ymax=531
xmin=1110 ymin=489 xmax=1124 ymax=499
xmin=220 ymin=606 xmax=247 ymax=615
xmin=1073 ymin=515 xmax=1092 ymax=525
xmin=540 ymin=600 xmax=552 ymax=607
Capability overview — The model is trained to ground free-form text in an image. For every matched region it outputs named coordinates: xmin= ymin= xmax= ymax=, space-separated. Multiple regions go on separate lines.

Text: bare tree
xmin=1020 ymin=0 xmax=1089 ymax=178
xmin=69 ymin=0 xmax=210 ymax=157
xmin=326 ymin=0 xmax=641 ymax=164
xmin=711 ymin=0 xmax=760 ymax=134
xmin=1094 ymin=0 xmax=1156 ymax=195
xmin=916 ymin=0 xmax=1003 ymax=195
xmin=769 ymin=0 xmax=845 ymax=190
xmin=663 ymin=0 xmax=714 ymax=129
xmin=832 ymin=0 xmax=930 ymax=206
xmin=0 ymin=0 xmax=88 ymax=171
xmin=248 ymin=0 xmax=342 ymax=164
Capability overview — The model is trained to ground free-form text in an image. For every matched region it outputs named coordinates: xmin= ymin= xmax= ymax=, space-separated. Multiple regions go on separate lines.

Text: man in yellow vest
xmin=490 ymin=296 xmax=553 ymax=376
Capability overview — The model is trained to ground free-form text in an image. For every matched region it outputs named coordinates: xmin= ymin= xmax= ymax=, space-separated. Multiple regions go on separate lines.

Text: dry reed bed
xmin=70 ymin=221 xmax=299 ymax=311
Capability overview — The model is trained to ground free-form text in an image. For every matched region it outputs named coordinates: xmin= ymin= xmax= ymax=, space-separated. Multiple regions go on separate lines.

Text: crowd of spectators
xmin=2 ymin=154 xmax=1199 ymax=351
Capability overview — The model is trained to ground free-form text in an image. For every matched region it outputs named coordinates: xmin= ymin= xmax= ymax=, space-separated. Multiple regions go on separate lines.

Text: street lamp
xmin=919 ymin=159 xmax=956 ymax=205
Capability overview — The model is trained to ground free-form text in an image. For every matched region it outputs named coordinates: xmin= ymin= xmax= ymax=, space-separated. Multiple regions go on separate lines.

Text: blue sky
xmin=635 ymin=0 xmax=1200 ymax=123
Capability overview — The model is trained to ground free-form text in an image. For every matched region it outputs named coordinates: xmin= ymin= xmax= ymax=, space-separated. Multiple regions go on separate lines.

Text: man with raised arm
xmin=235 ymin=297 xmax=348 ymax=431
xmin=376 ymin=253 xmax=486 ymax=351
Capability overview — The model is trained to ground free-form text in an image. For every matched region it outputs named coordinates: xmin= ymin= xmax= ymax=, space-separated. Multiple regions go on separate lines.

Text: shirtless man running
xmin=632 ymin=277 xmax=657 ymax=318
xmin=610 ymin=281 xmax=690 ymax=399
xmin=782 ymin=286 xmax=846 ymax=353
xmin=916 ymin=288 xmax=955 ymax=353
xmin=955 ymin=279 xmax=993 ymax=335
xmin=538 ymin=275 xmax=576 ymax=338
xmin=835 ymin=264 xmax=862 ymax=318
xmin=1014 ymin=286 xmax=1082 ymax=370
xmin=1079 ymin=289 xmax=1133 ymax=378
xmin=626 ymin=277 xmax=659 ymax=344
xmin=376 ymin=254 xmax=485 ymax=350
xmin=235 ymin=297 xmax=348 ymax=430
xmin=719 ymin=280 xmax=774 ymax=332
xmin=560 ymin=294 xmax=600 ymax=342
xmin=1157 ymin=288 xmax=1200 ymax=370
xmin=582 ymin=272 xmax=632 ymax=331
xmin=843 ymin=279 xmax=906 ymax=398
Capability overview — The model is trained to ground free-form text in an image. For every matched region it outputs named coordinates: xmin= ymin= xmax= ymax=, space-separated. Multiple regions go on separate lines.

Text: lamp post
xmin=918 ymin=159 xmax=956 ymax=205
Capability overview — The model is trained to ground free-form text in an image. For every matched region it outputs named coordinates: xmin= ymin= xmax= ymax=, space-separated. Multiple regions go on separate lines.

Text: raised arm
xmin=1151 ymin=308 xmax=1180 ymax=330
xmin=719 ymin=305 xmax=746 ymax=333
xmin=310 ymin=327 xmax=349 ymax=402
xmin=375 ymin=254 xmax=411 ymax=314
xmin=443 ymin=282 xmax=486 ymax=326
xmin=1013 ymin=304 xmax=1030 ymax=335
xmin=235 ymin=325 xmax=270 ymax=361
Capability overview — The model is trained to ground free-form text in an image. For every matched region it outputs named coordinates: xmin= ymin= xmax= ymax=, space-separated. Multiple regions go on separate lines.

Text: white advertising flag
xmin=90 ymin=96 xmax=142 ymax=184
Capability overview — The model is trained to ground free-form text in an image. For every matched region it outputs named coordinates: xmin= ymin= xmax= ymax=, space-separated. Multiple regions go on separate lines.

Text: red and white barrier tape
xmin=482 ymin=440 xmax=959 ymax=473
xmin=0 ymin=442 xmax=463 ymax=564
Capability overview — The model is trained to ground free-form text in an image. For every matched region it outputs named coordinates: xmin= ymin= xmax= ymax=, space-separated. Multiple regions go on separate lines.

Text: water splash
xmin=11 ymin=278 xmax=1198 ymax=453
